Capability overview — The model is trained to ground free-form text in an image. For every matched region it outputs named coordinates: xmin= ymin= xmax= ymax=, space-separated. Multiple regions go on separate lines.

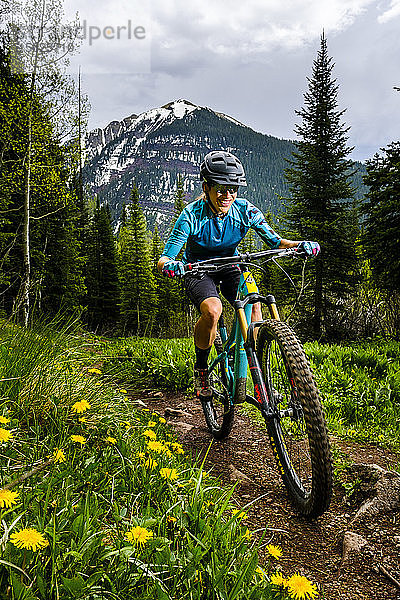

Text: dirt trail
xmin=139 ymin=390 xmax=400 ymax=600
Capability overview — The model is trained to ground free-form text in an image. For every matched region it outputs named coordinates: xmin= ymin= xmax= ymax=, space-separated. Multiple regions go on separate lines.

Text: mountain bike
xmin=183 ymin=248 xmax=332 ymax=518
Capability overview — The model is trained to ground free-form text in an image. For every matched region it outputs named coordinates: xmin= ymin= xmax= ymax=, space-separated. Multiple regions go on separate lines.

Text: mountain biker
xmin=157 ymin=150 xmax=320 ymax=399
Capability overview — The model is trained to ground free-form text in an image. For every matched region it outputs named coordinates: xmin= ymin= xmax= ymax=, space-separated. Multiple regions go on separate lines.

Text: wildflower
xmin=53 ymin=449 xmax=66 ymax=463
xmin=159 ymin=417 xmax=166 ymax=424
xmin=106 ymin=437 xmax=117 ymax=444
xmin=242 ymin=528 xmax=252 ymax=540
xmin=10 ymin=528 xmax=49 ymax=552
xmin=144 ymin=457 xmax=158 ymax=470
xmin=172 ymin=442 xmax=184 ymax=454
xmin=120 ymin=389 xmax=127 ymax=394
xmin=125 ymin=525 xmax=153 ymax=547
xmin=136 ymin=452 xmax=145 ymax=460
xmin=166 ymin=515 xmax=177 ymax=524
xmin=71 ymin=434 xmax=86 ymax=446
xmin=0 ymin=489 xmax=19 ymax=508
xmin=267 ymin=544 xmax=283 ymax=559
xmin=160 ymin=467 xmax=178 ymax=481
xmin=147 ymin=440 xmax=164 ymax=453
xmin=142 ymin=429 xmax=156 ymax=440
xmin=255 ymin=566 xmax=265 ymax=579
xmin=72 ymin=400 xmax=91 ymax=414
xmin=147 ymin=421 xmax=156 ymax=427
xmin=0 ymin=428 xmax=12 ymax=443
xmin=87 ymin=368 xmax=102 ymax=374
xmin=270 ymin=572 xmax=288 ymax=587
xmin=287 ymin=573 xmax=318 ymax=599
xmin=232 ymin=509 xmax=248 ymax=520
xmin=0 ymin=416 xmax=10 ymax=425
xmin=78 ymin=417 xmax=86 ymax=423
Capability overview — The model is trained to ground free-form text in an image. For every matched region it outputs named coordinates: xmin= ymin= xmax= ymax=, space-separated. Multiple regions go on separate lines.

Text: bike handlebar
xmin=183 ymin=247 xmax=303 ymax=275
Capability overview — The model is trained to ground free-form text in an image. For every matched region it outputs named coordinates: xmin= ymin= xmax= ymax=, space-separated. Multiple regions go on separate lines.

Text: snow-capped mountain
xmin=83 ymin=99 xmax=366 ymax=233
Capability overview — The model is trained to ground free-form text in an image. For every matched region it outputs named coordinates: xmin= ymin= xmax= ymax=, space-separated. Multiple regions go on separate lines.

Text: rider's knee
xmin=200 ymin=297 xmax=223 ymax=324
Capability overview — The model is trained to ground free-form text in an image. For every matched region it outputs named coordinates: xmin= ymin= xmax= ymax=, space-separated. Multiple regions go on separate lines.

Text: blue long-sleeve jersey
xmin=162 ymin=197 xmax=281 ymax=263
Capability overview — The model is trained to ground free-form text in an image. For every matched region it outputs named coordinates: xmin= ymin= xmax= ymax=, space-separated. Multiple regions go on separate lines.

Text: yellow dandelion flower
xmin=78 ymin=417 xmax=86 ymax=423
xmin=232 ymin=509 xmax=248 ymax=520
xmin=142 ymin=429 xmax=156 ymax=440
xmin=120 ymin=389 xmax=127 ymax=394
xmin=144 ymin=457 xmax=158 ymax=470
xmin=242 ymin=528 xmax=252 ymax=540
xmin=72 ymin=400 xmax=91 ymax=414
xmin=166 ymin=515 xmax=177 ymax=524
xmin=136 ymin=452 xmax=146 ymax=460
xmin=10 ymin=528 xmax=49 ymax=552
xmin=162 ymin=447 xmax=173 ymax=457
xmin=287 ymin=573 xmax=318 ymax=599
xmin=125 ymin=525 xmax=153 ymax=547
xmin=70 ymin=434 xmax=86 ymax=446
xmin=106 ymin=437 xmax=117 ymax=444
xmin=270 ymin=571 xmax=288 ymax=587
xmin=255 ymin=566 xmax=265 ymax=579
xmin=159 ymin=417 xmax=166 ymax=424
xmin=0 ymin=489 xmax=19 ymax=508
xmin=0 ymin=416 xmax=10 ymax=424
xmin=159 ymin=467 xmax=178 ymax=481
xmin=172 ymin=442 xmax=184 ymax=454
xmin=87 ymin=368 xmax=102 ymax=374
xmin=267 ymin=544 xmax=283 ymax=559
xmin=147 ymin=441 xmax=164 ymax=453
xmin=147 ymin=421 xmax=156 ymax=427
xmin=0 ymin=428 xmax=12 ymax=443
xmin=53 ymin=448 xmax=66 ymax=463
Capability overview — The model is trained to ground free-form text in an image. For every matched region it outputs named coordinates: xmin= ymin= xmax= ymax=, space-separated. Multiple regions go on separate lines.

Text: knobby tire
xmin=257 ymin=320 xmax=332 ymax=517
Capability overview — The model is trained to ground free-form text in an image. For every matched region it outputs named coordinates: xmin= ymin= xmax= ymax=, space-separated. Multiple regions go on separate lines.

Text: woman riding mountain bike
xmin=157 ymin=150 xmax=320 ymax=398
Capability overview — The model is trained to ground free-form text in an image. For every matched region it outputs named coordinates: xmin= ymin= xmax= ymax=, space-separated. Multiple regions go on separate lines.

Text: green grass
xmin=100 ymin=334 xmax=400 ymax=448
xmin=0 ymin=320 xmax=309 ymax=599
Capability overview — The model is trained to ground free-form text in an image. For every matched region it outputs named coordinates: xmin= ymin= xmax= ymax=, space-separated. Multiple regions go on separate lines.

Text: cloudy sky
xmin=64 ymin=0 xmax=400 ymax=161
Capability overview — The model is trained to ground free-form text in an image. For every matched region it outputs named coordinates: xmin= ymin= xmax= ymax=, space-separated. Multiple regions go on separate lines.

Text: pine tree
xmin=86 ymin=203 xmax=120 ymax=328
xmin=284 ymin=33 xmax=359 ymax=338
xmin=119 ymin=185 xmax=156 ymax=334
xmin=362 ymin=142 xmax=400 ymax=292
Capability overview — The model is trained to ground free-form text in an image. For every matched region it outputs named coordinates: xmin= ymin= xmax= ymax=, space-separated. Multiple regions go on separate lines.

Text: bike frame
xmin=207 ymin=270 xmax=281 ymax=417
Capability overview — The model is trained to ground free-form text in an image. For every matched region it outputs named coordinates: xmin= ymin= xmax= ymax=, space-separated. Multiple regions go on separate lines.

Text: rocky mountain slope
xmin=83 ymin=99 xmax=366 ymax=234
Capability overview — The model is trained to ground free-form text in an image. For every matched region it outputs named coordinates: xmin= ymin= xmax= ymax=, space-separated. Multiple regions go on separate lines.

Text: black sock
xmin=194 ymin=345 xmax=211 ymax=369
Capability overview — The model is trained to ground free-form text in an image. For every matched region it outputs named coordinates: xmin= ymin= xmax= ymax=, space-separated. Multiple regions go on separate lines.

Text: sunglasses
xmin=212 ymin=184 xmax=239 ymax=194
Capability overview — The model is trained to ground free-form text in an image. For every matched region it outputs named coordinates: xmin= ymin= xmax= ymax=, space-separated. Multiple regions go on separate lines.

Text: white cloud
xmin=378 ymin=0 xmax=400 ymax=23
xmin=152 ymin=0 xmax=375 ymax=57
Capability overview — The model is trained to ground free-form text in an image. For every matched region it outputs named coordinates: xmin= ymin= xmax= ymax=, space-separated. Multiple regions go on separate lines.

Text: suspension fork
xmin=244 ymin=322 xmax=275 ymax=418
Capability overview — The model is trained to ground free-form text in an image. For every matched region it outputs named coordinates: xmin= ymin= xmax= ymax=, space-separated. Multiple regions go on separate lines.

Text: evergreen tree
xmin=119 ymin=185 xmax=156 ymax=334
xmin=362 ymin=142 xmax=400 ymax=292
xmin=284 ymin=33 xmax=359 ymax=338
xmin=86 ymin=203 xmax=120 ymax=328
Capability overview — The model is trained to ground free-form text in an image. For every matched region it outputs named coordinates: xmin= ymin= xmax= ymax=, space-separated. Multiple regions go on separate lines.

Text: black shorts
xmin=184 ymin=265 xmax=241 ymax=310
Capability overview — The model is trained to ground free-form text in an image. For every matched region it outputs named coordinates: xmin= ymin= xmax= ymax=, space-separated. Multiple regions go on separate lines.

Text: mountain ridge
xmin=83 ymin=99 xmax=367 ymax=234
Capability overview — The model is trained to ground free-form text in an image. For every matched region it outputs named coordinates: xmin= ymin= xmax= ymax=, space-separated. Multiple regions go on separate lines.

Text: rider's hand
xmin=297 ymin=241 xmax=321 ymax=257
xmin=162 ymin=260 xmax=185 ymax=278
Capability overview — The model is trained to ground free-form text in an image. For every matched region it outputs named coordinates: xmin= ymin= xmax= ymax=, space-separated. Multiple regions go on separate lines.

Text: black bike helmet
xmin=200 ymin=150 xmax=247 ymax=187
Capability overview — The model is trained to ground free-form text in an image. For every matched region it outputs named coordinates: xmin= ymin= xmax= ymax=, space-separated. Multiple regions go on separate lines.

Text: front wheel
xmin=257 ymin=320 xmax=332 ymax=517
xmin=201 ymin=332 xmax=235 ymax=440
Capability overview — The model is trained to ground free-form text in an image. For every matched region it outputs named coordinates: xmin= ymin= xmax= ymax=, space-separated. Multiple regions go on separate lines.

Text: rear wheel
xmin=257 ymin=320 xmax=332 ymax=517
xmin=201 ymin=332 xmax=235 ymax=440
